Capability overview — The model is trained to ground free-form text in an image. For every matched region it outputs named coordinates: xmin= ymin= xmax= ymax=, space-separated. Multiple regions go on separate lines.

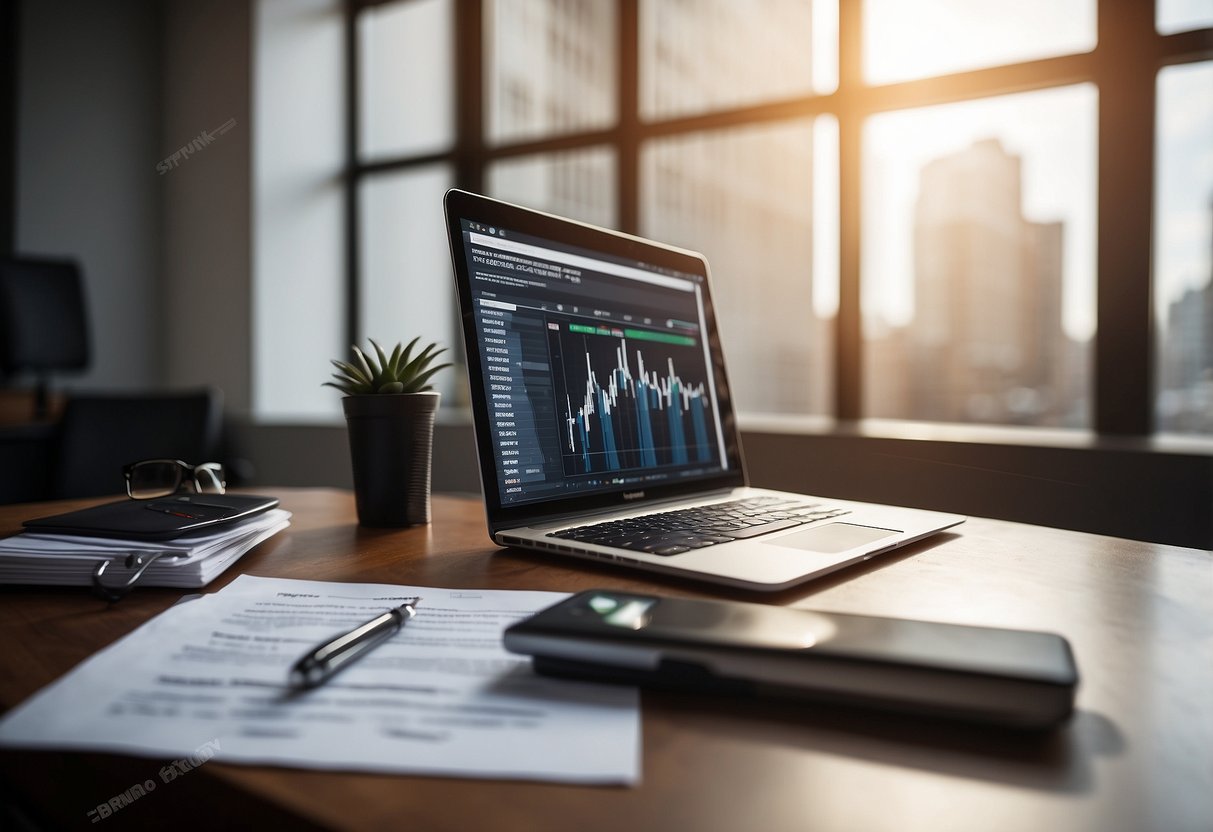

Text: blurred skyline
xmin=352 ymin=0 xmax=1211 ymax=432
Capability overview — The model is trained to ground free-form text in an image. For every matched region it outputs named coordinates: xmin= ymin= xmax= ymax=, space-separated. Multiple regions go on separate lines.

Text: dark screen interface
xmin=459 ymin=220 xmax=729 ymax=506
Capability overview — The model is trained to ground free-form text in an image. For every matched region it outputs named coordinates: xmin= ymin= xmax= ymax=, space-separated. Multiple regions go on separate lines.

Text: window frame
xmin=346 ymin=0 xmax=1213 ymax=438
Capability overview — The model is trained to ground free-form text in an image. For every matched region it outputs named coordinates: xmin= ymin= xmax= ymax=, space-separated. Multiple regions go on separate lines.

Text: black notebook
xmin=22 ymin=494 xmax=280 ymax=541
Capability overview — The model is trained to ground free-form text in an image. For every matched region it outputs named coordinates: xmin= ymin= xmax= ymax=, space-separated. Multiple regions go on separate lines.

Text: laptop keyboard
xmin=547 ymin=496 xmax=851 ymax=556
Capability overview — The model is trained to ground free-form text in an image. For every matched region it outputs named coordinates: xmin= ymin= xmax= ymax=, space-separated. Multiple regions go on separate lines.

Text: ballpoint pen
xmin=288 ymin=600 xmax=418 ymax=689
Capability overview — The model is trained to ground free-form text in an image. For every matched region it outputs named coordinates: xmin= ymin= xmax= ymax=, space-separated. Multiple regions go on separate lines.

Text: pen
xmin=288 ymin=600 xmax=418 ymax=689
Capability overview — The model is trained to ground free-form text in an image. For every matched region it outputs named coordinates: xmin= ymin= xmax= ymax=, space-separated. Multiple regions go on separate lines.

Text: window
xmin=641 ymin=119 xmax=834 ymax=414
xmin=486 ymin=147 xmax=618 ymax=228
xmin=638 ymin=0 xmax=832 ymax=118
xmin=862 ymin=86 xmax=1097 ymax=427
xmin=862 ymin=0 xmax=1096 ymax=83
xmin=343 ymin=0 xmax=1212 ymax=438
xmin=357 ymin=0 xmax=454 ymax=160
xmin=1157 ymin=0 xmax=1213 ymax=35
xmin=486 ymin=0 xmax=616 ymax=144
xmin=358 ymin=165 xmax=459 ymax=402
xmin=1155 ymin=60 xmax=1213 ymax=434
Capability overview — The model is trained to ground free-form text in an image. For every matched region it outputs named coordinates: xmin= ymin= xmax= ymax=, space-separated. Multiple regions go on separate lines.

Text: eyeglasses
xmin=123 ymin=459 xmax=226 ymax=500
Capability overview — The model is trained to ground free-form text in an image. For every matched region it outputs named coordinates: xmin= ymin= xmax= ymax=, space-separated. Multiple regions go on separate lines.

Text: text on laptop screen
xmin=458 ymin=220 xmax=730 ymax=506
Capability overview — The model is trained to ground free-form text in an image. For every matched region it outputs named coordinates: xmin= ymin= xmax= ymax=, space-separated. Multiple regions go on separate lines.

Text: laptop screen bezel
xmin=443 ymin=189 xmax=747 ymax=532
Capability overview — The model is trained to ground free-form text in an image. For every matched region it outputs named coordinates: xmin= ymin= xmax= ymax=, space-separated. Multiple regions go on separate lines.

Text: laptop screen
xmin=446 ymin=191 xmax=742 ymax=516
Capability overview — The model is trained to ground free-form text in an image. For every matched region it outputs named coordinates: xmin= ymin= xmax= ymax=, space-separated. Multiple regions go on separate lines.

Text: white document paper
xmin=0 ymin=575 xmax=640 ymax=784
xmin=0 ymin=511 xmax=292 ymax=587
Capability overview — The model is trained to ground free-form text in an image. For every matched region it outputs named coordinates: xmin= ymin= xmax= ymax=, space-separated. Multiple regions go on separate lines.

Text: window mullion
xmin=836 ymin=0 xmax=863 ymax=420
xmin=344 ymin=0 xmax=360 ymax=348
xmin=618 ymin=0 xmax=639 ymax=234
xmin=454 ymin=0 xmax=485 ymax=194
xmin=1094 ymin=0 xmax=1156 ymax=434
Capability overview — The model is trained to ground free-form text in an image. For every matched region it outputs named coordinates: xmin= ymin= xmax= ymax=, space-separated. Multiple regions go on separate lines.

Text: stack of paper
xmin=0 ymin=509 xmax=291 ymax=588
xmin=0 ymin=575 xmax=641 ymax=784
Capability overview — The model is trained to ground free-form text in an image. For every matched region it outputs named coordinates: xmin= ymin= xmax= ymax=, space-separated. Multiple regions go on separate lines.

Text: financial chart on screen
xmin=458 ymin=220 xmax=729 ymax=506
xmin=550 ymin=323 xmax=714 ymax=475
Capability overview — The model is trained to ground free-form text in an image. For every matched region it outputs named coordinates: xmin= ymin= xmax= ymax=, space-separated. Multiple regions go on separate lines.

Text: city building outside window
xmin=344 ymin=0 xmax=1212 ymax=439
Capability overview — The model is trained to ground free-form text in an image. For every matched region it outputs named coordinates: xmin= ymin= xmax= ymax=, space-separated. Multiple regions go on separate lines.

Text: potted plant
xmin=325 ymin=338 xmax=451 ymax=527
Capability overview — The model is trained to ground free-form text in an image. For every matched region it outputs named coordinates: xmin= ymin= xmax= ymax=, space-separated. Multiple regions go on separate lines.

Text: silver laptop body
xmin=444 ymin=190 xmax=964 ymax=591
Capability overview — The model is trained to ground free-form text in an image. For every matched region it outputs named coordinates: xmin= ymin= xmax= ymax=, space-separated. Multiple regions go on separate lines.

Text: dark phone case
xmin=507 ymin=591 xmax=1079 ymax=730
xmin=23 ymin=494 xmax=279 ymax=540
xmin=531 ymin=653 xmax=1073 ymax=730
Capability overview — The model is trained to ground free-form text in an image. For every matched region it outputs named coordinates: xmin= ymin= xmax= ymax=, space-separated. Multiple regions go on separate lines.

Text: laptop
xmin=444 ymin=189 xmax=964 ymax=591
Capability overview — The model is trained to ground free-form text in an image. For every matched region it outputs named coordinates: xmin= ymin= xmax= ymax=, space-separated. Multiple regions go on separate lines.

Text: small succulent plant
xmin=325 ymin=338 xmax=451 ymax=395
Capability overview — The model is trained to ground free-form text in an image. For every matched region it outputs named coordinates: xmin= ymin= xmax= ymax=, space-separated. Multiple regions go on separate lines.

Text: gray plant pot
xmin=342 ymin=392 xmax=439 ymax=527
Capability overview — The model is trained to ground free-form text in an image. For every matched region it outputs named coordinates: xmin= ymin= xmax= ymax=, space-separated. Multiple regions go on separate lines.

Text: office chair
xmin=0 ymin=257 xmax=90 ymax=420
xmin=52 ymin=388 xmax=224 ymax=499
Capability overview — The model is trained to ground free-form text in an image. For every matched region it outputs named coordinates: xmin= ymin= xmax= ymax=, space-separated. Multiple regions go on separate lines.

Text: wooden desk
xmin=1 ymin=489 xmax=1210 ymax=831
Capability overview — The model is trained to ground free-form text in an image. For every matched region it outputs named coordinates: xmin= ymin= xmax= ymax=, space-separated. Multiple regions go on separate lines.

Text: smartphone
xmin=504 ymin=590 xmax=1079 ymax=729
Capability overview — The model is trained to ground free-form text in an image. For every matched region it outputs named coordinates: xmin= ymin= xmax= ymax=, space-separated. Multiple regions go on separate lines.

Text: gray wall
xmin=15 ymin=0 xmax=252 ymax=412
xmin=160 ymin=0 xmax=252 ymax=415
xmin=16 ymin=0 xmax=162 ymax=390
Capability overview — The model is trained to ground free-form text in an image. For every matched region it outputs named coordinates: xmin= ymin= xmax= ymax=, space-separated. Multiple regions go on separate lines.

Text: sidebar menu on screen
xmin=475 ymin=298 xmax=564 ymax=502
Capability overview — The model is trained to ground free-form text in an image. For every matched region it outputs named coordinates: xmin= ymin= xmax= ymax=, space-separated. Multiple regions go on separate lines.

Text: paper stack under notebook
xmin=0 ymin=506 xmax=290 ymax=590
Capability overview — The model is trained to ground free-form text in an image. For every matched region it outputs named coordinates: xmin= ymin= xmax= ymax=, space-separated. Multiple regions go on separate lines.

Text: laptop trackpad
xmin=765 ymin=523 xmax=900 ymax=554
